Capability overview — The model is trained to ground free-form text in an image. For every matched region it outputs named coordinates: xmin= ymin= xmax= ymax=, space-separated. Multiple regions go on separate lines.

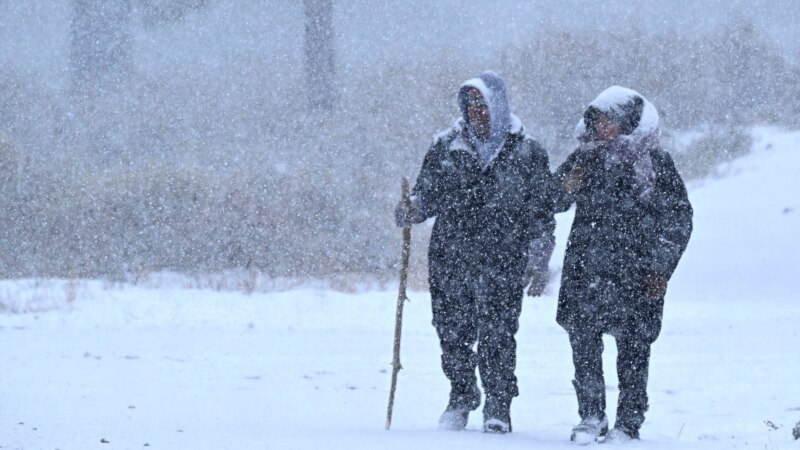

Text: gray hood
xmin=457 ymin=71 xmax=519 ymax=166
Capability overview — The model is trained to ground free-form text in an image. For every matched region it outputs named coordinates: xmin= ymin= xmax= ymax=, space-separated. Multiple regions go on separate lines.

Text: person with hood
xmin=394 ymin=71 xmax=555 ymax=433
xmin=553 ymin=86 xmax=693 ymax=444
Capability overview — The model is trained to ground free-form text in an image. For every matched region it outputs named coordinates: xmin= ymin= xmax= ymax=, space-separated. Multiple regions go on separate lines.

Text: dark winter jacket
xmin=410 ymin=72 xmax=555 ymax=285
xmin=554 ymin=87 xmax=693 ymax=339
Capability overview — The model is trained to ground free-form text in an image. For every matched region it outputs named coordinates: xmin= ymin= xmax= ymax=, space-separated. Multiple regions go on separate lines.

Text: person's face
xmin=465 ymin=89 xmax=490 ymax=140
xmin=594 ymin=114 xmax=620 ymax=142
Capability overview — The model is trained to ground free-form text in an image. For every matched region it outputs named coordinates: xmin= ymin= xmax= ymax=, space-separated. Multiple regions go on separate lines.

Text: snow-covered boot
xmin=570 ymin=416 xmax=608 ymax=445
xmin=438 ymin=385 xmax=481 ymax=430
xmin=482 ymin=396 xmax=512 ymax=434
xmin=605 ymin=426 xmax=639 ymax=444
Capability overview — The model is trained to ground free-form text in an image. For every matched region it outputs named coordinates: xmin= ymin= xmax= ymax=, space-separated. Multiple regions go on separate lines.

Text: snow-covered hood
xmin=575 ymin=86 xmax=660 ymax=202
xmin=575 ymin=85 xmax=659 ymax=141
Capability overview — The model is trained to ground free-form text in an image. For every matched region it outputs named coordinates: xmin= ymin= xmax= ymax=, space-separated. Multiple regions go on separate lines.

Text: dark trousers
xmin=429 ymin=267 xmax=523 ymax=405
xmin=568 ymin=327 xmax=652 ymax=431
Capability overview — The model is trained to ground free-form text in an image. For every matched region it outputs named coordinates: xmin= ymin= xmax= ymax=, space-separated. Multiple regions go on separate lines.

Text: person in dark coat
xmin=553 ymin=86 xmax=693 ymax=444
xmin=395 ymin=71 xmax=555 ymax=433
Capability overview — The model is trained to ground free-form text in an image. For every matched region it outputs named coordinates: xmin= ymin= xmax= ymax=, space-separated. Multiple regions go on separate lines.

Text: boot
xmin=570 ymin=415 xmax=608 ymax=445
xmin=482 ymin=395 xmax=512 ymax=434
xmin=605 ymin=425 xmax=639 ymax=443
xmin=438 ymin=384 xmax=481 ymax=430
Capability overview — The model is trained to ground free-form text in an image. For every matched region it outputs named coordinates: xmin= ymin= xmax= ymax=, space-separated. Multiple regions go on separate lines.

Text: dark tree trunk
xmin=69 ymin=0 xmax=133 ymax=94
xmin=303 ymin=0 xmax=337 ymax=111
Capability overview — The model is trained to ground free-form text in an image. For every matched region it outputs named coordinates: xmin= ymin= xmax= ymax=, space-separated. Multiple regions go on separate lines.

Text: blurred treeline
xmin=1 ymin=20 xmax=798 ymax=280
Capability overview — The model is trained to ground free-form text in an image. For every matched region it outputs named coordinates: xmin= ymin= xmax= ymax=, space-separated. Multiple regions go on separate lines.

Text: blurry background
xmin=0 ymin=0 xmax=798 ymax=284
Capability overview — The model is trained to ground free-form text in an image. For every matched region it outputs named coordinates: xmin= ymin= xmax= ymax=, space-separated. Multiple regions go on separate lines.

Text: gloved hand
xmin=525 ymin=270 xmax=549 ymax=297
xmin=522 ymin=236 xmax=555 ymax=296
xmin=644 ymin=272 xmax=668 ymax=299
xmin=394 ymin=195 xmax=424 ymax=227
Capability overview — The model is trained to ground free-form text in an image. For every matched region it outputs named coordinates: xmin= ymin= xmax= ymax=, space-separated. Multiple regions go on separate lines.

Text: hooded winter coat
xmin=405 ymin=72 xmax=555 ymax=405
xmin=410 ymin=72 xmax=555 ymax=292
xmin=554 ymin=86 xmax=693 ymax=341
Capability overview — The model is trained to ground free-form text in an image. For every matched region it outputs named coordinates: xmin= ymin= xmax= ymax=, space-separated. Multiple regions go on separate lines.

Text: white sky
xmin=1 ymin=0 xmax=798 ymax=89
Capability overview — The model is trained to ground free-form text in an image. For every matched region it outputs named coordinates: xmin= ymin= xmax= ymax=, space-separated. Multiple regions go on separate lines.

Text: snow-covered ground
xmin=2 ymin=128 xmax=799 ymax=449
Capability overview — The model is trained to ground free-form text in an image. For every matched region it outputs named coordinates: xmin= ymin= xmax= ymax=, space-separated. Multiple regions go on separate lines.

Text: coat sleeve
xmin=409 ymin=138 xmax=450 ymax=220
xmin=516 ymin=139 xmax=557 ymax=275
xmin=552 ymin=150 xmax=581 ymax=213
xmin=646 ymin=151 xmax=694 ymax=278
xmin=527 ymin=140 xmax=556 ymax=243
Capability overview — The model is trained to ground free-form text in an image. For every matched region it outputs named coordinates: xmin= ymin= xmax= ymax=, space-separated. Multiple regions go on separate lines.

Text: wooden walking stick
xmin=386 ymin=177 xmax=412 ymax=430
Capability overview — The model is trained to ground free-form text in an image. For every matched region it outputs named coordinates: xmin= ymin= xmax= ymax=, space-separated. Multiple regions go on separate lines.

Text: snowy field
xmin=1 ymin=128 xmax=799 ymax=449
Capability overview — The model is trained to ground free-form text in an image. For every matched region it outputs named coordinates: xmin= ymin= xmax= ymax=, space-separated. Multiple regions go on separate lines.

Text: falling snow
xmin=0 ymin=1 xmax=799 ymax=449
